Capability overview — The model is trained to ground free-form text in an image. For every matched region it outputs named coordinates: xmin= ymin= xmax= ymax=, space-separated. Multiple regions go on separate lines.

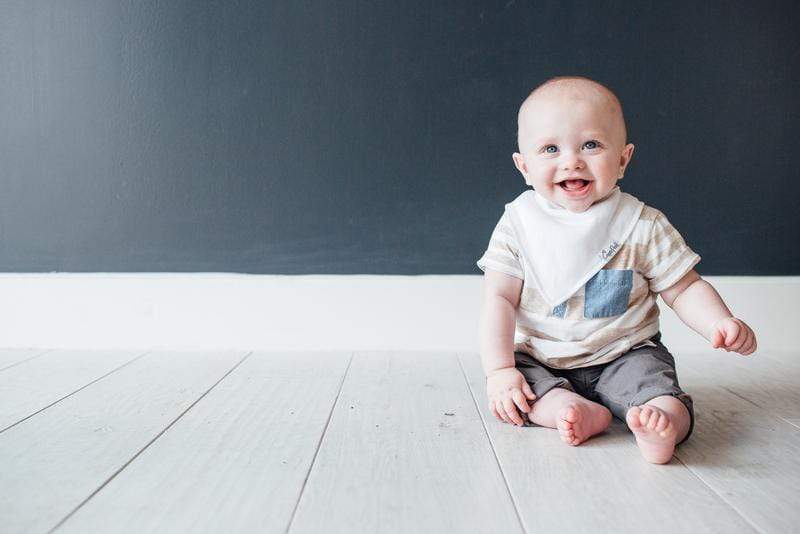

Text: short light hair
xmin=517 ymin=76 xmax=627 ymax=148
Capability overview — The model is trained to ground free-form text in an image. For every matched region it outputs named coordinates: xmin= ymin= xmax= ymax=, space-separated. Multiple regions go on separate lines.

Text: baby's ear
xmin=619 ymin=143 xmax=635 ymax=176
xmin=620 ymin=143 xmax=635 ymax=164
xmin=512 ymin=152 xmax=528 ymax=175
xmin=512 ymin=153 xmax=534 ymax=187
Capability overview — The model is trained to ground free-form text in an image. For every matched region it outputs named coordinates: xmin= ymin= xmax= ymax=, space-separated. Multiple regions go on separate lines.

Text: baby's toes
xmin=652 ymin=410 xmax=665 ymax=430
xmin=638 ymin=406 xmax=654 ymax=427
xmin=563 ymin=405 xmax=580 ymax=424
xmin=556 ymin=408 xmax=576 ymax=431
xmin=647 ymin=409 xmax=661 ymax=430
xmin=656 ymin=414 xmax=673 ymax=436
xmin=626 ymin=406 xmax=643 ymax=429
xmin=560 ymin=431 xmax=578 ymax=446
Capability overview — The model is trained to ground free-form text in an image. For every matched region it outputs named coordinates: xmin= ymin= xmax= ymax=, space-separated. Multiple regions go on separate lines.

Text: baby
xmin=477 ymin=76 xmax=757 ymax=464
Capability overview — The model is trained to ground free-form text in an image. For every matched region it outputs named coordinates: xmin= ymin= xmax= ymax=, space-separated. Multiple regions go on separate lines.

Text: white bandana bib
xmin=505 ymin=186 xmax=644 ymax=308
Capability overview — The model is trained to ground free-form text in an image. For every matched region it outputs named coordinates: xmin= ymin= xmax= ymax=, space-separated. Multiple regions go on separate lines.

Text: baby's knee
xmin=646 ymin=394 xmax=690 ymax=417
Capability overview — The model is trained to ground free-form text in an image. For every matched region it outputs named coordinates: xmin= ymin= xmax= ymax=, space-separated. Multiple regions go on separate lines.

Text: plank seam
xmin=456 ymin=353 xmax=529 ymax=534
xmin=719 ymin=384 xmax=800 ymax=431
xmin=0 ymin=348 xmax=52 ymax=372
xmin=719 ymin=386 xmax=764 ymax=409
xmin=675 ymin=360 xmax=791 ymax=532
xmin=671 ymin=453 xmax=766 ymax=534
xmin=0 ymin=349 xmax=151 ymax=435
xmin=284 ymin=351 xmax=354 ymax=534
xmin=47 ymin=350 xmax=253 ymax=534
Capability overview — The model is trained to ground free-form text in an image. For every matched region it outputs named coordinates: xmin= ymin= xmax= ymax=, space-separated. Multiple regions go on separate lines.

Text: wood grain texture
xmin=0 ymin=349 xmax=49 ymax=371
xmin=0 ymin=350 xmax=246 ymax=533
xmin=3 ymin=348 xmax=798 ymax=534
xmin=459 ymin=352 xmax=754 ymax=534
xmin=0 ymin=349 xmax=145 ymax=431
xmin=674 ymin=357 xmax=800 ymax=533
xmin=680 ymin=349 xmax=800 ymax=422
xmin=58 ymin=351 xmax=351 ymax=534
xmin=288 ymin=351 xmax=524 ymax=534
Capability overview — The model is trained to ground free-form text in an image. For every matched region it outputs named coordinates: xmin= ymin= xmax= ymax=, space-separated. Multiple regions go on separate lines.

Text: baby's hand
xmin=710 ymin=317 xmax=757 ymax=355
xmin=486 ymin=367 xmax=536 ymax=426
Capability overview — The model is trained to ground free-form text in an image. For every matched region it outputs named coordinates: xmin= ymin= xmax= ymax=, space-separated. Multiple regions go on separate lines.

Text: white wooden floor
xmin=1 ymin=347 xmax=798 ymax=534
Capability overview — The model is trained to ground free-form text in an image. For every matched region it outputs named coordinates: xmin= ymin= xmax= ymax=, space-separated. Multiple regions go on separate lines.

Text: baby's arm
xmin=479 ymin=269 xmax=521 ymax=373
xmin=659 ymin=270 xmax=757 ymax=355
xmin=479 ymin=269 xmax=536 ymax=426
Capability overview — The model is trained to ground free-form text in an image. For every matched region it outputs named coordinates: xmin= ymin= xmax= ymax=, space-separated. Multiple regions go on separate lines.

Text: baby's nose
xmin=560 ymin=154 xmax=585 ymax=170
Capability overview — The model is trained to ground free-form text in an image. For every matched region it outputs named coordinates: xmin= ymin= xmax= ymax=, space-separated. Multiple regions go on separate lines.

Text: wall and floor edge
xmin=0 ymin=274 xmax=795 ymax=354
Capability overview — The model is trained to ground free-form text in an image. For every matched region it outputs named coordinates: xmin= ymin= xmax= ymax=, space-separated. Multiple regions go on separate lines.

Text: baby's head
xmin=512 ymin=76 xmax=635 ymax=213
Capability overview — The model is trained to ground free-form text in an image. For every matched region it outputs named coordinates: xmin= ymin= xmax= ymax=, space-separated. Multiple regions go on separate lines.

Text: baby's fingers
xmin=724 ymin=320 xmax=742 ymax=347
xmin=728 ymin=322 xmax=748 ymax=351
xmin=739 ymin=329 xmax=757 ymax=355
xmin=494 ymin=400 xmax=513 ymax=425
xmin=522 ymin=381 xmax=536 ymax=401
xmin=711 ymin=328 xmax=725 ymax=349
xmin=512 ymin=389 xmax=531 ymax=414
xmin=503 ymin=397 xmax=524 ymax=426
xmin=732 ymin=327 xmax=750 ymax=352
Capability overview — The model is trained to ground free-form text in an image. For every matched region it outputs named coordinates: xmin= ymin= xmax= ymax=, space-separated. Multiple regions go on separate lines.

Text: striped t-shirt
xmin=477 ymin=203 xmax=701 ymax=369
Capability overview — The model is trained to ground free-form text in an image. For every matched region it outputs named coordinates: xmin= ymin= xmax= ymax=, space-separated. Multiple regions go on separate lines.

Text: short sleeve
xmin=641 ymin=210 xmax=701 ymax=293
xmin=476 ymin=210 xmax=524 ymax=280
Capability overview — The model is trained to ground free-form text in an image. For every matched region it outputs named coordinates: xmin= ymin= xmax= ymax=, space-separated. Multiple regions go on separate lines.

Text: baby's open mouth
xmin=559 ymin=179 xmax=590 ymax=191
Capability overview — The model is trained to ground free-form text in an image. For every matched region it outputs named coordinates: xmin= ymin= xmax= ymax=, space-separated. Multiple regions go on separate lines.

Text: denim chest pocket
xmin=584 ymin=269 xmax=633 ymax=319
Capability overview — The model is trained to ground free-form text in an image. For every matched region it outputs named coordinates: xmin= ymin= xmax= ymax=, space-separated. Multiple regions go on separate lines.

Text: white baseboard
xmin=0 ymin=274 xmax=795 ymax=354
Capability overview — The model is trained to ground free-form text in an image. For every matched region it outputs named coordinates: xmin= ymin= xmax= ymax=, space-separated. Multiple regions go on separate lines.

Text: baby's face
xmin=513 ymin=94 xmax=634 ymax=213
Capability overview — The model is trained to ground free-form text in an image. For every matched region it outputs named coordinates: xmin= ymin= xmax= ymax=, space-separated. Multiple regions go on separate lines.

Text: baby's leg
xmin=626 ymin=395 xmax=691 ymax=464
xmin=592 ymin=337 xmax=695 ymax=464
xmin=528 ymin=387 xmax=612 ymax=446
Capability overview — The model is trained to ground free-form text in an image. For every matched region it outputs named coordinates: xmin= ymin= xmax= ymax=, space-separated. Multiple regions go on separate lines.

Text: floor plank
xmin=674 ymin=361 xmax=800 ymax=533
xmin=0 ymin=349 xmax=49 ymax=372
xmin=0 ymin=350 xmax=247 ymax=534
xmin=0 ymin=349 xmax=146 ymax=432
xmin=459 ymin=352 xmax=754 ymax=534
xmin=680 ymin=349 xmax=800 ymax=423
xmin=288 ymin=351 xmax=524 ymax=534
xmin=56 ymin=351 xmax=351 ymax=534
xmin=3 ymin=347 xmax=796 ymax=534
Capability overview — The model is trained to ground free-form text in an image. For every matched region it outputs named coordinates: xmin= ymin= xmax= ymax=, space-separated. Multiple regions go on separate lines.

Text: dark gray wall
xmin=1 ymin=1 xmax=797 ymax=274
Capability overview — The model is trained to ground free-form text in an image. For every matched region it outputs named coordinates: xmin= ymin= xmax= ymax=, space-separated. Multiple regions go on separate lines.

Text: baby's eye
xmin=582 ymin=140 xmax=600 ymax=150
xmin=544 ymin=145 xmax=558 ymax=154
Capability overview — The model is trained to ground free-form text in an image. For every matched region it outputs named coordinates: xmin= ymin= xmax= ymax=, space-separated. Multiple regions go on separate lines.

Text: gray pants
xmin=515 ymin=333 xmax=694 ymax=445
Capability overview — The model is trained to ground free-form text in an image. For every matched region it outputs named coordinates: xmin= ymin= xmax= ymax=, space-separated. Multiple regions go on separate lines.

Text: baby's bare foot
xmin=626 ymin=405 xmax=678 ymax=464
xmin=556 ymin=402 xmax=612 ymax=446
